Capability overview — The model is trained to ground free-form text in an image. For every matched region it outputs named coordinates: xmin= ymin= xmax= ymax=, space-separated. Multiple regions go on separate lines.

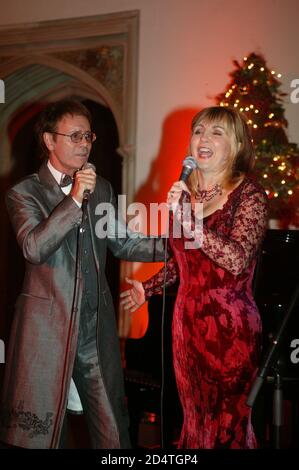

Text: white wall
xmin=1 ymin=0 xmax=298 ymax=191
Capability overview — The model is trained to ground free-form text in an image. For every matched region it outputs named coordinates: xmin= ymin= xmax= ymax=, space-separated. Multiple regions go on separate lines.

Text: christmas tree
xmin=216 ymin=52 xmax=299 ymax=226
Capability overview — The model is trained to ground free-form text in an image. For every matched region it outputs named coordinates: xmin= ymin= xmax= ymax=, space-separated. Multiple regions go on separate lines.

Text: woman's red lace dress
xmin=143 ymin=177 xmax=268 ymax=449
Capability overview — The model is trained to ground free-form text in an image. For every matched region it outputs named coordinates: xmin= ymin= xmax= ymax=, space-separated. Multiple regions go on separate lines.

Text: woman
xmin=121 ymin=106 xmax=269 ymax=449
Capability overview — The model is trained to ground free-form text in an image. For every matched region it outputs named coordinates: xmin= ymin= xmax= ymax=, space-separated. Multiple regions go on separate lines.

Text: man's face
xmin=44 ymin=113 xmax=92 ymax=175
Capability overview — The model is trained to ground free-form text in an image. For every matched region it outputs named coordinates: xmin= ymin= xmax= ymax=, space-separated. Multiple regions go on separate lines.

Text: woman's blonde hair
xmin=187 ymin=106 xmax=255 ymax=193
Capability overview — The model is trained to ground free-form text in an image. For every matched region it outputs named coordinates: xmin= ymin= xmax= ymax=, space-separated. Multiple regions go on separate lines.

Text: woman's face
xmin=190 ymin=119 xmax=235 ymax=176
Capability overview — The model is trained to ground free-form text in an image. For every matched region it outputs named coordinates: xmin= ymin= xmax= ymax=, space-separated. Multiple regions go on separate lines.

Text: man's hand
xmin=120 ymin=277 xmax=146 ymax=313
xmin=71 ymin=167 xmax=96 ymax=204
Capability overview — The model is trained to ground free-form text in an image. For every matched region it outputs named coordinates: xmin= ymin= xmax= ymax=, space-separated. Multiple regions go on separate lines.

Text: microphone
xmin=82 ymin=162 xmax=96 ymax=203
xmin=179 ymin=156 xmax=198 ymax=182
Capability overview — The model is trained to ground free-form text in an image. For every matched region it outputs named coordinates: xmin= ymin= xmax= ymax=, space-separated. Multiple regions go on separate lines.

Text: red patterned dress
xmin=143 ymin=177 xmax=268 ymax=448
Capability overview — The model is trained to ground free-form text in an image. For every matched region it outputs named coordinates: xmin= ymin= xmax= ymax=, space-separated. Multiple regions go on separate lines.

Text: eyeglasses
xmin=52 ymin=131 xmax=97 ymax=144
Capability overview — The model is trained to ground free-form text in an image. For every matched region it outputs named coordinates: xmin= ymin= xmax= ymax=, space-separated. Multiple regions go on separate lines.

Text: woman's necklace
xmin=194 ymin=183 xmax=223 ymax=202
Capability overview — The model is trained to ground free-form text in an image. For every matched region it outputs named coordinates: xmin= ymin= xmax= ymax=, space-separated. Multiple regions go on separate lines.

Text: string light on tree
xmin=216 ymin=52 xmax=299 ymax=226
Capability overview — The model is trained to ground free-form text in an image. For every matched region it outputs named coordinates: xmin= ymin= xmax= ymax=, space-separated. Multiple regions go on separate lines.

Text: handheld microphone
xmin=179 ymin=156 xmax=198 ymax=182
xmin=82 ymin=162 xmax=96 ymax=203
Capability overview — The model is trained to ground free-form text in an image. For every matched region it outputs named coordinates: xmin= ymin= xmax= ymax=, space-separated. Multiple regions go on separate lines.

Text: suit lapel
xmin=38 ymin=161 xmax=79 ymax=262
xmin=38 ymin=161 xmax=65 ymax=208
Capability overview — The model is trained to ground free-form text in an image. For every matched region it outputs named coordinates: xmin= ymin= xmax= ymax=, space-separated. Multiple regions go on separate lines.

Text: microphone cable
xmin=160 ymin=211 xmax=171 ymax=449
xmin=159 ymin=156 xmax=198 ymax=448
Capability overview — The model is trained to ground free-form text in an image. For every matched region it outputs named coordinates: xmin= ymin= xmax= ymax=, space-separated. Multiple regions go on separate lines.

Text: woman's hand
xmin=167 ymin=181 xmax=190 ymax=207
xmin=120 ymin=277 xmax=146 ymax=313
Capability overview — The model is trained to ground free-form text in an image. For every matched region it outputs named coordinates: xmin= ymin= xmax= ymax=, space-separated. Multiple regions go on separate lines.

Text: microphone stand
xmin=160 ymin=171 xmax=196 ymax=448
xmin=159 ymin=161 xmax=197 ymax=448
xmin=69 ymin=162 xmax=91 ymax=327
xmin=70 ymin=169 xmax=91 ymax=348
xmin=70 ymin=199 xmax=88 ymax=366
xmin=246 ymin=279 xmax=299 ymax=448
xmin=61 ymin=196 xmax=88 ymax=437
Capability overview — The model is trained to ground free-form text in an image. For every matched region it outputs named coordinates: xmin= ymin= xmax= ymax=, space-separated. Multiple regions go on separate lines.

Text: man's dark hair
xmin=35 ymin=99 xmax=92 ymax=158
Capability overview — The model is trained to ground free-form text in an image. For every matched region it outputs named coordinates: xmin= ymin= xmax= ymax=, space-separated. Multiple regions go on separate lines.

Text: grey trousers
xmin=71 ymin=303 xmax=120 ymax=449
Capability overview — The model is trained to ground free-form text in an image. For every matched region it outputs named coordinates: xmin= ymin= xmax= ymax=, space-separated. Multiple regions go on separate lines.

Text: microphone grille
xmin=182 ymin=156 xmax=198 ymax=170
xmin=83 ymin=162 xmax=96 ymax=171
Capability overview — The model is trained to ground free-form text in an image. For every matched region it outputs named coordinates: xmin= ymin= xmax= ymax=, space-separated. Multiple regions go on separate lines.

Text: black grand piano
xmin=124 ymin=229 xmax=299 ymax=448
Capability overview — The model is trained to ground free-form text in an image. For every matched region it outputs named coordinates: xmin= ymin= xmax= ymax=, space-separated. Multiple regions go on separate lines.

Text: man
xmin=0 ymin=100 xmax=165 ymax=449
